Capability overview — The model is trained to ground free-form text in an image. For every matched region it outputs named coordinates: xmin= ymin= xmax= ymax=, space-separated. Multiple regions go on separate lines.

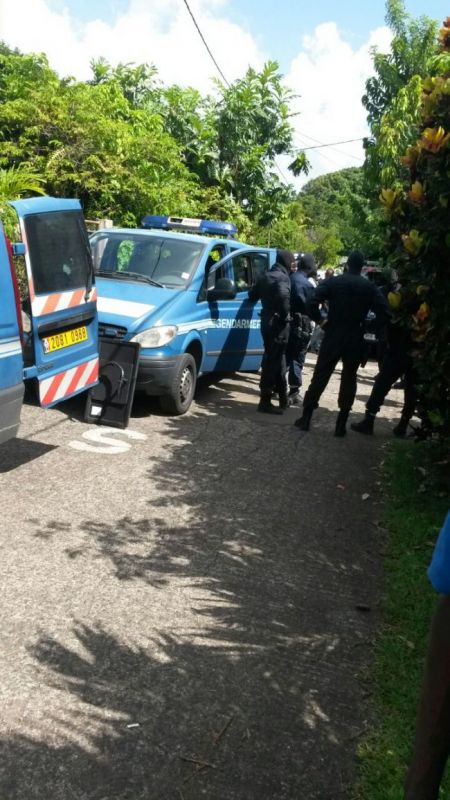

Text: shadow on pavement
xmin=2 ymin=391 xmax=388 ymax=800
xmin=0 ymin=438 xmax=57 ymax=473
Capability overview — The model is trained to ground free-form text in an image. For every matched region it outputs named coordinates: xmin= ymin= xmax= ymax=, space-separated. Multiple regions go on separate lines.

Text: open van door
xmin=0 ymin=223 xmax=24 ymax=443
xmin=10 ymin=197 xmax=99 ymax=407
xmin=201 ymin=247 xmax=274 ymax=373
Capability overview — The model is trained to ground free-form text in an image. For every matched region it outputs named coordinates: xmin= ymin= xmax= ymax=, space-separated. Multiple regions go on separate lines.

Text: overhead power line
xmin=182 ymin=0 xmax=230 ymax=86
xmin=295 ymin=130 xmax=363 ymax=163
xmin=295 ymin=135 xmax=343 ymax=169
xmin=300 ymin=137 xmax=365 ymax=152
xmin=273 ymin=161 xmax=290 ymax=184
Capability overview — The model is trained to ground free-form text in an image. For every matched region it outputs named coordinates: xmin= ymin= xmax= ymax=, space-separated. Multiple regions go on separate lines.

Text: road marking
xmin=69 ymin=427 xmax=147 ymax=454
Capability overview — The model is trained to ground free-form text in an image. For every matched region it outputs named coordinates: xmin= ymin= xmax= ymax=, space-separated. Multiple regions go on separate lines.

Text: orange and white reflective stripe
xmin=29 ymin=278 xmax=97 ymax=317
xmin=39 ymin=357 xmax=99 ymax=407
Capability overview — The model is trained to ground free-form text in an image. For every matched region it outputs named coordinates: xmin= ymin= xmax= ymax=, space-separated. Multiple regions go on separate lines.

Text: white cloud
xmin=286 ymin=22 xmax=392 ymax=186
xmin=0 ymin=0 xmax=263 ymax=91
xmin=0 ymin=2 xmax=392 ymax=185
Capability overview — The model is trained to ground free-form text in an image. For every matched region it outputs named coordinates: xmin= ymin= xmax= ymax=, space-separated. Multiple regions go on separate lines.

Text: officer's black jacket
xmin=290 ymin=269 xmax=314 ymax=315
xmin=248 ymin=264 xmax=291 ymax=319
xmin=307 ymin=273 xmax=389 ymax=336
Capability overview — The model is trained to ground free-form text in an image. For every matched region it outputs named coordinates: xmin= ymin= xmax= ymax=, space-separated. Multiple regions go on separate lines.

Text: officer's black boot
xmin=393 ymin=415 xmax=409 ymax=438
xmin=294 ymin=406 xmax=314 ymax=431
xmin=334 ymin=410 xmax=349 ymax=437
xmin=278 ymin=383 xmax=289 ymax=411
xmin=278 ymin=393 xmax=289 ymax=411
xmin=351 ymin=411 xmax=375 ymax=435
xmin=258 ymin=395 xmax=283 ymax=415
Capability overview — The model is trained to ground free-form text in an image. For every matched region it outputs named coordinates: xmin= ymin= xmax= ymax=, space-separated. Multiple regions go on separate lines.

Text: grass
xmin=353 ymin=440 xmax=450 ymax=800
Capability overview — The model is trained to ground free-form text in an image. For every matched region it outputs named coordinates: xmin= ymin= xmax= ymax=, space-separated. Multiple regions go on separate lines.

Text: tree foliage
xmin=297 ymin=167 xmax=386 ymax=260
xmin=363 ymin=0 xmax=439 ymax=188
xmin=380 ymin=17 xmax=450 ymax=441
xmin=0 ymin=45 xmax=307 ymax=235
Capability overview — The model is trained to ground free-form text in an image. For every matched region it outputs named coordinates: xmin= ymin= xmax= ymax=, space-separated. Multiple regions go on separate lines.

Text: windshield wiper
xmin=95 ymin=270 xmax=164 ymax=288
xmin=121 ymin=271 xmax=164 ymax=287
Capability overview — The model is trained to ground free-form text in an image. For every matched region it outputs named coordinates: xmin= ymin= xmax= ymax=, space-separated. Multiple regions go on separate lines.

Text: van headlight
xmin=130 ymin=325 xmax=178 ymax=348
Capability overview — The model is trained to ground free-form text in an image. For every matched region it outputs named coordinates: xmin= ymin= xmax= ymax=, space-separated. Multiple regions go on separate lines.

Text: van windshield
xmin=24 ymin=210 xmax=93 ymax=295
xmin=90 ymin=232 xmax=205 ymax=289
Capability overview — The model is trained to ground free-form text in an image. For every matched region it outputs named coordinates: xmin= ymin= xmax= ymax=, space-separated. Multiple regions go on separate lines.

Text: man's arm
xmin=306 ymin=280 xmax=330 ymax=323
xmin=277 ymin=274 xmax=291 ymax=319
xmin=405 ymin=595 xmax=450 ymax=799
xmin=405 ymin=512 xmax=450 ymax=799
xmin=370 ymin=285 xmax=390 ymax=333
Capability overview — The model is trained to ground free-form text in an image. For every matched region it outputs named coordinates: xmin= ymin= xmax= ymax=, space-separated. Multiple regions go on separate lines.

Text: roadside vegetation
xmin=354 ymin=441 xmax=450 ymax=800
xmin=0 ymin=39 xmax=382 ymax=266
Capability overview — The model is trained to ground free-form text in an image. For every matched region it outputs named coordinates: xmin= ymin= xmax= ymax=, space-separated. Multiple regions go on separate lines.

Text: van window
xmin=24 ymin=210 xmax=92 ymax=295
xmin=251 ymin=253 xmax=269 ymax=282
xmin=231 ymin=254 xmax=252 ymax=291
xmin=198 ymin=245 xmax=226 ymax=301
xmin=91 ymin=232 xmax=205 ymax=288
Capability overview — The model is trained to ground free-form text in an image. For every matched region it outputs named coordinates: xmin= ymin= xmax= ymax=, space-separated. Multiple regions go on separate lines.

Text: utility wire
xmin=273 ymin=161 xmax=290 ymax=184
xmin=295 ymin=134 xmax=342 ymax=169
xmin=182 ymin=0 xmax=230 ymax=86
xmin=295 ymin=130 xmax=363 ymax=163
xmin=300 ymin=137 xmax=365 ymax=152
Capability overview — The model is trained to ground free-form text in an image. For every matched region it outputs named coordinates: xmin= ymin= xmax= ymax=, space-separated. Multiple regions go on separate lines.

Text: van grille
xmin=98 ymin=323 xmax=128 ymax=340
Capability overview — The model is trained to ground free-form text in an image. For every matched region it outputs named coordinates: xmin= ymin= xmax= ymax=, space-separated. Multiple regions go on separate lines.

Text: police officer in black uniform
xmin=286 ymin=252 xmax=316 ymax=405
xmin=248 ymin=249 xmax=293 ymax=414
xmin=295 ymin=250 xmax=389 ymax=435
xmin=351 ymin=285 xmax=417 ymax=437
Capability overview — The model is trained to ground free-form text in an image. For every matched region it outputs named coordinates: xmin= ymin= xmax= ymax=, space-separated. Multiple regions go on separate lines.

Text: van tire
xmin=159 ymin=354 xmax=197 ymax=415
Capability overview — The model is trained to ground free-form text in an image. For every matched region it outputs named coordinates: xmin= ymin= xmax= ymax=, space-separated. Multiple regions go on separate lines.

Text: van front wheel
xmin=159 ymin=354 xmax=197 ymax=415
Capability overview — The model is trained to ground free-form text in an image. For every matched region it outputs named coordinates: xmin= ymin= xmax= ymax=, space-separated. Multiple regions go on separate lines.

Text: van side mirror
xmin=207 ymin=277 xmax=236 ymax=301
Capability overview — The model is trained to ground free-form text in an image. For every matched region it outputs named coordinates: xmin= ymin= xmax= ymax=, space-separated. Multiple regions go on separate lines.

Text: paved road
xmin=0 ymin=357 xmax=404 ymax=799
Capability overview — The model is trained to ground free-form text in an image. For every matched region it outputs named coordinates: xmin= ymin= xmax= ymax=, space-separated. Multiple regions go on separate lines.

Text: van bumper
xmin=136 ymin=354 xmax=182 ymax=395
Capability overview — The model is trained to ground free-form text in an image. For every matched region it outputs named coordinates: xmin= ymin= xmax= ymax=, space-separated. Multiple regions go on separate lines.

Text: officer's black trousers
xmin=366 ymin=349 xmax=415 ymax=419
xmin=303 ymin=334 xmax=364 ymax=412
xmin=260 ymin=322 xmax=288 ymax=399
xmin=286 ymin=333 xmax=309 ymax=390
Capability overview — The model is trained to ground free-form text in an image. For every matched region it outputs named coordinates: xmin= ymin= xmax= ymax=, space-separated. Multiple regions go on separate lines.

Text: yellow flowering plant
xmin=380 ymin=17 xmax=450 ymax=440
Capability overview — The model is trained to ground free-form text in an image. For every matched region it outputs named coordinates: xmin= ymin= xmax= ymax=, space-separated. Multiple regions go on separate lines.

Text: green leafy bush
xmin=380 ymin=17 xmax=450 ymax=441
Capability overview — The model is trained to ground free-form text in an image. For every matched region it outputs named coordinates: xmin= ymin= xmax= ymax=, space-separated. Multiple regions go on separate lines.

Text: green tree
xmin=0 ymin=45 xmax=303 ymax=233
xmin=0 ymin=46 xmax=198 ymax=225
xmin=212 ymin=61 xmax=302 ymax=214
xmin=251 ymin=200 xmax=306 ymax=249
xmin=363 ymin=0 xmax=439 ymax=188
xmin=380 ymin=17 xmax=450 ymax=440
xmin=298 ymin=167 xmax=384 ymax=258
xmin=89 ymin=59 xmax=159 ymax=107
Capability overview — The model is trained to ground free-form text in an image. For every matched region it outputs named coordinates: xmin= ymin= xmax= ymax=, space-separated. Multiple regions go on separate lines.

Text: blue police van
xmin=90 ymin=216 xmax=275 ymax=414
xmin=0 ymin=197 xmax=99 ymax=443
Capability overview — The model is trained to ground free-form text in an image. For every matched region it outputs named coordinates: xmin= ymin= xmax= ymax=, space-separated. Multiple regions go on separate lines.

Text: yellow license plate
xmin=42 ymin=326 xmax=88 ymax=354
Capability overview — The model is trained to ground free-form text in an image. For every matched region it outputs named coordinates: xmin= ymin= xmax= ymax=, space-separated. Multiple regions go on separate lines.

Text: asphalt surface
xmin=0 ymin=356 xmax=406 ymax=800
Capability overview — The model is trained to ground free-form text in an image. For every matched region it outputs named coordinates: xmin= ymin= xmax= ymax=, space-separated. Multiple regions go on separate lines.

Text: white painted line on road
xmin=69 ymin=427 xmax=147 ymax=454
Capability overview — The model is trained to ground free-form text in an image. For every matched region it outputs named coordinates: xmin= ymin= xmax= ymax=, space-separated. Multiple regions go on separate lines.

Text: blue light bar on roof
xmin=141 ymin=215 xmax=237 ymax=237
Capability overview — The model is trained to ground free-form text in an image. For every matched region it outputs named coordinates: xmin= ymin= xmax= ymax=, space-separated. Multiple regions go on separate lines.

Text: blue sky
xmin=1 ymin=0 xmax=448 ymax=184
xmin=225 ymin=0 xmax=450 ymax=72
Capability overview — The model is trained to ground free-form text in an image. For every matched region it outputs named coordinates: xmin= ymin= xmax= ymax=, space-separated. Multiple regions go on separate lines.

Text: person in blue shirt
xmin=286 ymin=252 xmax=315 ymax=405
xmin=405 ymin=510 xmax=450 ymax=800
